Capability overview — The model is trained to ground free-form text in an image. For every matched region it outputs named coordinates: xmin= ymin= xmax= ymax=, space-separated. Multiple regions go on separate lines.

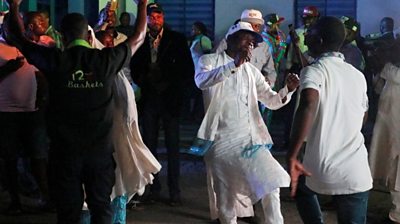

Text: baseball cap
xmin=265 ymin=13 xmax=285 ymax=26
xmin=147 ymin=3 xmax=163 ymax=15
xmin=240 ymin=9 xmax=264 ymax=25
xmin=341 ymin=16 xmax=359 ymax=32
xmin=225 ymin=21 xmax=263 ymax=43
xmin=302 ymin=6 xmax=319 ymax=18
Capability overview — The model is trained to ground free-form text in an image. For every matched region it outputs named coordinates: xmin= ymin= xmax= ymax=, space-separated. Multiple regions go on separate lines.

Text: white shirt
xmin=195 ymin=51 xmax=293 ymax=146
xmin=300 ymin=52 xmax=372 ymax=195
xmin=0 ymin=36 xmax=38 ymax=112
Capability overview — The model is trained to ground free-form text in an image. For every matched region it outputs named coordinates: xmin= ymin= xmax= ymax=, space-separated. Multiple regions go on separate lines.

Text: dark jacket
xmin=130 ymin=27 xmax=194 ymax=116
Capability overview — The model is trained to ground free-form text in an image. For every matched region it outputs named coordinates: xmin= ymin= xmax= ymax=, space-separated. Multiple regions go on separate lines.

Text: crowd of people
xmin=0 ymin=0 xmax=399 ymax=223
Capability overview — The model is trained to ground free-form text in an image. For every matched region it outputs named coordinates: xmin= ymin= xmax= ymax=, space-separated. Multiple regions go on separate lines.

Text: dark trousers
xmin=48 ymin=147 xmax=115 ymax=224
xmin=295 ymin=176 xmax=369 ymax=224
xmin=0 ymin=112 xmax=47 ymax=206
xmin=141 ymin=103 xmax=180 ymax=198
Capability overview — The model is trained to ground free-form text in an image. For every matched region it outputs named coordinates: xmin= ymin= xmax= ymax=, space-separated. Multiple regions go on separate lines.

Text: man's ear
xmin=28 ymin=23 xmax=33 ymax=31
xmin=87 ymin=30 xmax=93 ymax=45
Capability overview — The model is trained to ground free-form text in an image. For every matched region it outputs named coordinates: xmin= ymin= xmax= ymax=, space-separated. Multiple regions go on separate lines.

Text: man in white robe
xmin=195 ymin=21 xmax=299 ymax=224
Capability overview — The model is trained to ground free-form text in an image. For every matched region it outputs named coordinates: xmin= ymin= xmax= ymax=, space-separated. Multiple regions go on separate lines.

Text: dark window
xmin=295 ymin=0 xmax=357 ymax=26
xmin=156 ymin=0 xmax=215 ymax=39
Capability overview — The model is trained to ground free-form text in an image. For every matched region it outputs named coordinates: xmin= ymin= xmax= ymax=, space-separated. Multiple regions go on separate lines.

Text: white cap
xmin=240 ymin=9 xmax=264 ymax=25
xmin=225 ymin=21 xmax=263 ymax=43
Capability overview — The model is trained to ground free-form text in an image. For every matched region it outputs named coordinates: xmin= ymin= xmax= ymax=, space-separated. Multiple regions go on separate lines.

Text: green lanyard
xmin=66 ymin=39 xmax=92 ymax=49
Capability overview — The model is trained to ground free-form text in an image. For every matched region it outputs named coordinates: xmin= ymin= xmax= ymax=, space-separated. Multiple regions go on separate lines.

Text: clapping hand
xmin=285 ymin=73 xmax=300 ymax=92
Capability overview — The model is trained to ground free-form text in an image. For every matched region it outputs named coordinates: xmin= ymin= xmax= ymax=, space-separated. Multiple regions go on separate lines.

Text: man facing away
xmin=287 ymin=16 xmax=372 ymax=224
xmin=6 ymin=0 xmax=148 ymax=223
xmin=195 ymin=21 xmax=299 ymax=224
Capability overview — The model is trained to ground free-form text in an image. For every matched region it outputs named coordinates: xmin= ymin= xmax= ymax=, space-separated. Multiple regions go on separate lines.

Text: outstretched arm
xmin=126 ymin=0 xmax=148 ymax=56
xmin=286 ymin=88 xmax=318 ymax=197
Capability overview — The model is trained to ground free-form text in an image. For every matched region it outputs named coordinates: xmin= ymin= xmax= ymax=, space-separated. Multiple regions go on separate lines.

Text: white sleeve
xmin=255 ymin=67 xmax=293 ymax=110
xmin=195 ymin=54 xmax=237 ymax=90
xmin=300 ymin=65 xmax=323 ymax=92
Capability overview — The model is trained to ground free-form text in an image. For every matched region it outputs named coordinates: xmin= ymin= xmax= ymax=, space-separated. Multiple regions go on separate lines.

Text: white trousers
xmin=216 ymin=187 xmax=283 ymax=224
xmin=390 ymin=190 xmax=400 ymax=223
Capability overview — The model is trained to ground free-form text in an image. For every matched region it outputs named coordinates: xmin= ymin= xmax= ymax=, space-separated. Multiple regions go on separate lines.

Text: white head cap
xmin=240 ymin=9 xmax=264 ymax=25
xmin=225 ymin=21 xmax=263 ymax=43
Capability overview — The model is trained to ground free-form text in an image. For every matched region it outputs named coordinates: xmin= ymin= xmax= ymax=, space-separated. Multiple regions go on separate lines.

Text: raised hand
xmin=133 ymin=0 xmax=148 ymax=6
xmin=0 ymin=56 xmax=24 ymax=80
xmin=6 ymin=0 xmax=23 ymax=6
xmin=285 ymin=73 xmax=300 ymax=92
xmin=234 ymin=44 xmax=252 ymax=68
xmin=7 ymin=57 xmax=24 ymax=72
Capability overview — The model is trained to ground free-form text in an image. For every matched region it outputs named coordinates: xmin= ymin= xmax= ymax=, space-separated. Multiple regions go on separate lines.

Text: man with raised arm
xmin=5 ymin=0 xmax=148 ymax=223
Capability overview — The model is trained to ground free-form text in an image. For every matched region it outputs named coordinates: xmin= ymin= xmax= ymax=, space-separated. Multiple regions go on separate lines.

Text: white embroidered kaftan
xmin=370 ymin=63 xmax=400 ymax=191
xmin=195 ymin=51 xmax=291 ymax=220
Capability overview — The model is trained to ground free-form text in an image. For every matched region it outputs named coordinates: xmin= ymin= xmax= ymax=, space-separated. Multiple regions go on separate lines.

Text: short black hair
xmin=314 ymin=16 xmax=345 ymax=51
xmin=120 ymin=12 xmax=130 ymax=19
xmin=60 ymin=13 xmax=88 ymax=40
xmin=193 ymin=21 xmax=207 ymax=35
xmin=39 ymin=10 xmax=49 ymax=19
xmin=381 ymin=17 xmax=394 ymax=31
xmin=95 ymin=30 xmax=108 ymax=41
xmin=23 ymin=11 xmax=42 ymax=29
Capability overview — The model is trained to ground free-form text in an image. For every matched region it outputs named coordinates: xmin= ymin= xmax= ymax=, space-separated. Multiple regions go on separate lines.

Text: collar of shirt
xmin=149 ymin=28 xmax=164 ymax=49
xmin=314 ymin=51 xmax=345 ymax=63
xmin=67 ymin=39 xmax=92 ymax=49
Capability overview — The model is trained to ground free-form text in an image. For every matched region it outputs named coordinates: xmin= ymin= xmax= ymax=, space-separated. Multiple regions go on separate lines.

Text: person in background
xmin=95 ymin=4 xmax=127 ymax=46
xmin=0 ymin=13 xmax=38 ymax=214
xmin=285 ymin=5 xmax=320 ymax=73
xmin=195 ymin=21 xmax=299 ymax=224
xmin=116 ymin=12 xmax=135 ymax=37
xmin=216 ymin=9 xmax=277 ymax=87
xmin=95 ymin=30 xmax=114 ymax=48
xmin=287 ymin=16 xmax=372 ymax=224
xmin=130 ymin=2 xmax=194 ymax=206
xmin=0 ymin=11 xmax=53 ymax=214
xmin=260 ymin=13 xmax=287 ymax=128
xmin=369 ymin=39 xmax=400 ymax=224
xmin=379 ymin=17 xmax=395 ymax=41
xmin=340 ymin=16 xmax=365 ymax=72
xmin=189 ymin=21 xmax=212 ymax=123
xmin=24 ymin=11 xmax=55 ymax=46
xmin=281 ymin=5 xmax=320 ymax=150
xmin=39 ymin=10 xmax=63 ymax=49
xmin=190 ymin=21 xmax=212 ymax=70
xmin=262 ymin=13 xmax=287 ymax=73
xmin=6 ymin=0 xmax=148 ymax=222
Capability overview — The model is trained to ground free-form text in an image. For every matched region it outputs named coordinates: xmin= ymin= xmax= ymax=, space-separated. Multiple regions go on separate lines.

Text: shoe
xmin=168 ymin=195 xmax=182 ymax=206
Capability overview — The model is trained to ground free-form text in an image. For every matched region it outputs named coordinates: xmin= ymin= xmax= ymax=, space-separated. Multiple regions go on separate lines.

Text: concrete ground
xmin=0 ymin=119 xmax=393 ymax=224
